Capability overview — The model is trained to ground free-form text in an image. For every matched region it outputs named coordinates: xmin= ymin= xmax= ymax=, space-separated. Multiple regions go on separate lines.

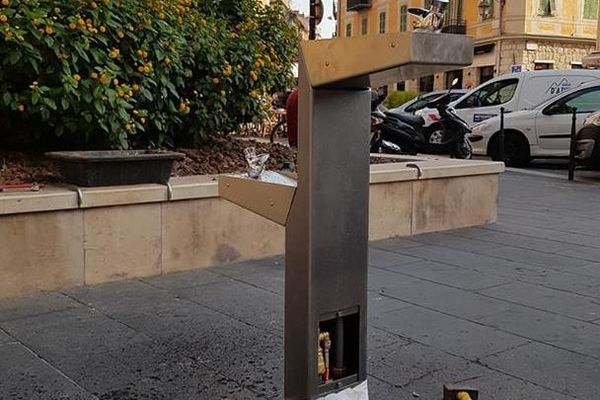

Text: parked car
xmin=470 ymin=81 xmax=600 ymax=167
xmin=575 ymin=109 xmax=600 ymax=168
xmin=419 ymin=69 xmax=600 ymax=128
xmin=391 ymin=89 xmax=467 ymax=114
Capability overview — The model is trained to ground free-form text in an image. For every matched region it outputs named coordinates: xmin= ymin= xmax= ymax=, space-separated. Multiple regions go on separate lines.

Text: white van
xmin=449 ymin=70 xmax=600 ymax=126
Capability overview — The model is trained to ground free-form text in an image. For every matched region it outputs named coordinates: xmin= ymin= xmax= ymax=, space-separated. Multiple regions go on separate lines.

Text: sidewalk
xmin=1 ymin=171 xmax=600 ymax=399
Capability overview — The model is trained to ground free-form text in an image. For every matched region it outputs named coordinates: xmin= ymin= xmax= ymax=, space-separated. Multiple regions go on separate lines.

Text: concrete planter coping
xmin=0 ymin=157 xmax=503 ymax=216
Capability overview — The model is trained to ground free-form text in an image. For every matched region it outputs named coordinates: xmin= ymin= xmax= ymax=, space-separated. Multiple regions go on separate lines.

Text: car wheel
xmin=489 ymin=131 xmax=530 ymax=168
xmin=577 ymin=129 xmax=600 ymax=169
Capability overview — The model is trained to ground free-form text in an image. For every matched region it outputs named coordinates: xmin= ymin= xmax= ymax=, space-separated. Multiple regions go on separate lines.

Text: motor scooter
xmin=372 ymin=78 xmax=474 ymax=159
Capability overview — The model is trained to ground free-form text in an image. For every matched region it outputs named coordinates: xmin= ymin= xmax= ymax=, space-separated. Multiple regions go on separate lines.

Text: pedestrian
xmin=286 ymin=88 xmax=299 ymax=148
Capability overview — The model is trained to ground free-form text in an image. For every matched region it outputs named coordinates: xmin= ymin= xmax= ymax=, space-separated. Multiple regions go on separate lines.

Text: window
xmin=379 ymin=11 xmax=386 ymax=34
xmin=584 ymin=0 xmax=598 ymax=19
xmin=456 ymin=78 xmax=519 ymax=109
xmin=405 ymin=93 xmax=438 ymax=113
xmin=346 ymin=22 xmax=352 ymax=37
xmin=572 ymin=62 xmax=583 ymax=69
xmin=361 ymin=17 xmax=368 ymax=35
xmin=446 ymin=70 xmax=463 ymax=89
xmin=399 ymin=5 xmax=408 ymax=32
xmin=547 ymin=88 xmax=600 ymax=114
xmin=538 ymin=0 xmax=556 ymax=16
xmin=534 ymin=62 xmax=553 ymax=70
xmin=479 ymin=66 xmax=495 ymax=84
xmin=480 ymin=0 xmax=494 ymax=19
xmin=419 ymin=75 xmax=434 ymax=92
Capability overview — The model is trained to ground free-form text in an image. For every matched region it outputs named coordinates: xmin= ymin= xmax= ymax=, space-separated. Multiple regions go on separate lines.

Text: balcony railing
xmin=442 ymin=19 xmax=467 ymax=35
xmin=347 ymin=0 xmax=371 ymax=11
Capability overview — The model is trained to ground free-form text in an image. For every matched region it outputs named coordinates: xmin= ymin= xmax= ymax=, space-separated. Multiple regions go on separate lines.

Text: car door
xmin=536 ymin=86 xmax=600 ymax=153
xmin=453 ymin=78 xmax=519 ymax=125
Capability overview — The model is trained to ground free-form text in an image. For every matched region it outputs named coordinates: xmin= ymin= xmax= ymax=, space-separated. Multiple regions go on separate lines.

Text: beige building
xmin=337 ymin=0 xmax=599 ymax=91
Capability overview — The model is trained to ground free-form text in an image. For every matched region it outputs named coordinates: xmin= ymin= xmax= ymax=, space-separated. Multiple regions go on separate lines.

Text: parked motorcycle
xmin=370 ymin=78 xmax=474 ymax=159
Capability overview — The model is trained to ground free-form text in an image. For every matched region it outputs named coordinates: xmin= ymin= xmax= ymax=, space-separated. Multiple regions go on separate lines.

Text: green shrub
xmin=383 ymin=90 xmax=420 ymax=109
xmin=0 ymin=0 xmax=298 ymax=149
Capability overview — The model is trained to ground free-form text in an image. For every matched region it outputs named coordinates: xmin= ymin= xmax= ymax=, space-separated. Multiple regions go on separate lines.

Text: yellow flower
xmin=250 ymin=71 xmax=258 ymax=81
xmin=17 ymin=104 xmax=24 ymax=112
xmin=90 ymin=72 xmax=98 ymax=79
xmin=90 ymin=2 xmax=98 ymax=9
xmin=250 ymin=90 xmax=259 ymax=99
xmin=73 ymin=74 xmax=81 ymax=81
xmin=0 ymin=15 xmax=8 ymax=23
xmin=137 ymin=66 xmax=145 ymax=73
xmin=99 ymin=26 xmax=106 ymax=33
xmin=99 ymin=73 xmax=110 ymax=85
xmin=212 ymin=77 xmax=219 ymax=84
xmin=158 ymin=12 xmax=165 ymax=20
xmin=143 ymin=65 xmax=150 ymax=74
xmin=1 ymin=0 xmax=9 ymax=6
xmin=223 ymin=65 xmax=232 ymax=76
xmin=45 ymin=26 xmax=54 ymax=35
xmin=117 ymin=31 xmax=124 ymax=39
xmin=16 ymin=35 xmax=23 ymax=41
xmin=220 ymin=90 xmax=226 ymax=97
xmin=54 ymin=7 xmax=61 ymax=14
xmin=140 ymin=117 xmax=146 ymax=124
xmin=164 ymin=57 xmax=171 ymax=65
xmin=108 ymin=48 xmax=120 ymax=58
xmin=132 ymin=84 xmax=140 ymax=92
xmin=68 ymin=22 xmax=77 ymax=30
xmin=112 ymin=78 xmax=119 ymax=86
xmin=32 ymin=18 xmax=41 ymax=26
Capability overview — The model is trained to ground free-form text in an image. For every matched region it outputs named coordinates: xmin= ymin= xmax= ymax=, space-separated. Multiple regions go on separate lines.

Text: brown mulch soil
xmin=173 ymin=138 xmax=297 ymax=176
xmin=0 ymin=151 xmax=62 ymax=185
xmin=1 ymin=138 xmax=400 ymax=185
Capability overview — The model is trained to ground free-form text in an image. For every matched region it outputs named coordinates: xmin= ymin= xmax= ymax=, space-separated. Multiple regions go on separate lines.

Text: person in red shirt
xmin=286 ymin=88 xmax=299 ymax=148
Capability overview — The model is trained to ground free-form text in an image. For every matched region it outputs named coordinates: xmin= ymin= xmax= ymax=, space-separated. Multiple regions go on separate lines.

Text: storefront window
xmin=479 ymin=66 xmax=494 ymax=84
xmin=419 ymin=75 xmax=434 ymax=92
xmin=534 ymin=62 xmax=553 ymax=70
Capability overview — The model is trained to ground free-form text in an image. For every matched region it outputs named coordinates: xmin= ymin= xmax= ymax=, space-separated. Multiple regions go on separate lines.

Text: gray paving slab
xmin=210 ymin=260 xmax=286 ymax=295
xmin=371 ymin=237 xmax=426 ymax=252
xmin=403 ymin=363 xmax=578 ymax=400
xmin=0 ymin=327 xmax=14 ymax=345
xmin=0 ymin=292 xmax=82 ymax=323
xmin=0 ymin=343 xmax=95 ymax=400
xmin=379 ymin=260 xmax=514 ymax=291
xmin=478 ymin=246 xmax=591 ymax=270
xmin=139 ymin=268 xmax=226 ymax=290
xmin=481 ymin=341 xmax=600 ymax=399
xmin=174 ymin=279 xmax=284 ymax=336
xmin=368 ymin=339 xmax=477 ymax=388
xmin=370 ymin=305 xmax=529 ymax=359
xmin=410 ymin=231 xmax=505 ymax=253
xmin=369 ymin=268 xmax=513 ymax=320
xmin=476 ymin=306 xmax=600 ymax=357
xmin=368 ymin=247 xmax=422 ymax=267
xmin=479 ymin=281 xmax=600 ymax=321
xmin=516 ymin=268 xmax=600 ymax=295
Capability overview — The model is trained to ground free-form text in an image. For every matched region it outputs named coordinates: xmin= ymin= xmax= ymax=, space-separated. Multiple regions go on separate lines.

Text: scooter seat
xmin=385 ymin=110 xmax=425 ymax=129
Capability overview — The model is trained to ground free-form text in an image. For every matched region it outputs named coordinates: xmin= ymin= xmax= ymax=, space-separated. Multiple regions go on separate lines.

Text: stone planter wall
xmin=0 ymin=158 xmax=503 ymax=299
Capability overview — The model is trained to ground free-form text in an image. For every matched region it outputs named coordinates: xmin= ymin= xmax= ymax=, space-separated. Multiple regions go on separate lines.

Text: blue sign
xmin=510 ymin=65 xmax=523 ymax=73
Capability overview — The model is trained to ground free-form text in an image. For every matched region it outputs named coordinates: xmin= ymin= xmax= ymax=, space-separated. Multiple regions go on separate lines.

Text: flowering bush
xmin=0 ymin=0 xmax=298 ymax=149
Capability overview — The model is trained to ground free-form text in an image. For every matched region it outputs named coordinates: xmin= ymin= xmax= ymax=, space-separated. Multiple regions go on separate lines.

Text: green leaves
xmin=0 ymin=0 xmax=298 ymax=149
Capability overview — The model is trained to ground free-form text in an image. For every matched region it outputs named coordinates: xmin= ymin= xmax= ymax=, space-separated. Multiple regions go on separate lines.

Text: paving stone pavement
xmin=1 ymin=171 xmax=600 ymax=399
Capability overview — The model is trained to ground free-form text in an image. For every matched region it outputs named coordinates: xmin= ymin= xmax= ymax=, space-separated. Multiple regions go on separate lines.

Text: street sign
xmin=510 ymin=65 xmax=523 ymax=73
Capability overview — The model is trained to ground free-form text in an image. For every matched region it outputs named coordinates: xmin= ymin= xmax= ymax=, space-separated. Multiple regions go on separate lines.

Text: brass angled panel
xmin=300 ymin=32 xmax=474 ymax=89
xmin=218 ymin=173 xmax=297 ymax=226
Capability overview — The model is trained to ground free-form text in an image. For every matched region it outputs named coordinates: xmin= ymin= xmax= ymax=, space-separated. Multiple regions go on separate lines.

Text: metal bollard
xmin=498 ymin=107 xmax=506 ymax=163
xmin=568 ymin=107 xmax=578 ymax=181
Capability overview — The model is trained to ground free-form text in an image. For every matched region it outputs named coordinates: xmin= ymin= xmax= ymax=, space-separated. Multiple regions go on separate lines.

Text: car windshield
xmin=456 ymin=79 xmax=518 ymax=109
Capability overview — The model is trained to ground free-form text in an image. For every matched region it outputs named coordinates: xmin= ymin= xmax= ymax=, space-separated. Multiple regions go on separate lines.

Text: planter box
xmin=46 ymin=150 xmax=184 ymax=187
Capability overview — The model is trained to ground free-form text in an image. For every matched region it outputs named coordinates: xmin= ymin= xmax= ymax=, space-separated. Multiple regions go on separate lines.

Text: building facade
xmin=337 ymin=0 xmax=599 ymax=91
